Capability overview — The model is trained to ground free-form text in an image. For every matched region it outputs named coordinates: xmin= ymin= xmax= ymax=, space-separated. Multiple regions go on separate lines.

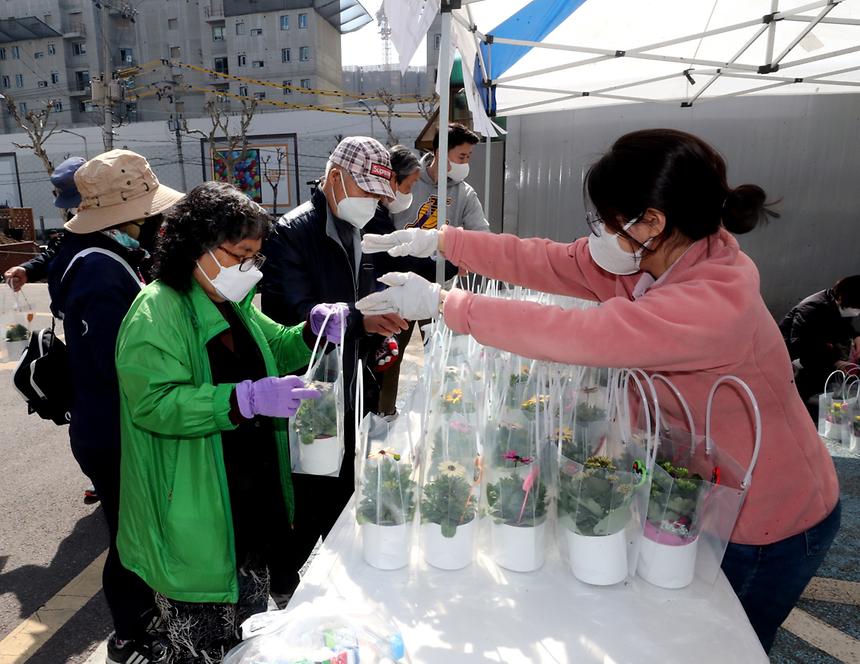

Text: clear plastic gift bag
xmin=1 ymin=288 xmax=34 ymax=361
xmin=224 ymin=597 xmax=409 ymax=663
xmin=290 ymin=310 xmax=345 ymax=476
xmin=483 ymin=362 xmax=553 ymax=572
xmin=818 ymin=370 xmax=855 ymax=444
xmin=555 ymin=370 xmax=654 ymax=587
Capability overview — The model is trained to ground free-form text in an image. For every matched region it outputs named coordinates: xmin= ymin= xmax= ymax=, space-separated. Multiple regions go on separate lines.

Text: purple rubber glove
xmin=235 ymin=376 xmax=321 ymax=419
xmin=309 ymin=302 xmax=349 ymax=344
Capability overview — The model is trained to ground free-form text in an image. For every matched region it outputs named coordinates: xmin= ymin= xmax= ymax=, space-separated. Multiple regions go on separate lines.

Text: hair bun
xmin=723 ymin=184 xmax=779 ymax=234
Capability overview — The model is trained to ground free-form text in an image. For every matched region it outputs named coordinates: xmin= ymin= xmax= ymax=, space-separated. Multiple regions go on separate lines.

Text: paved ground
xmin=0 ymin=283 xmax=857 ymax=663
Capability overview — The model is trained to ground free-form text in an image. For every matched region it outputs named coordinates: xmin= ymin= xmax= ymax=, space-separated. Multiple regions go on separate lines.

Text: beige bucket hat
xmin=65 ymin=149 xmax=185 ymax=233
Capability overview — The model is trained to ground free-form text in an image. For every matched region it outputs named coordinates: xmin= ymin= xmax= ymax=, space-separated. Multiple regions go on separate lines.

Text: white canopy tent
xmin=382 ymin=0 xmax=860 ymax=279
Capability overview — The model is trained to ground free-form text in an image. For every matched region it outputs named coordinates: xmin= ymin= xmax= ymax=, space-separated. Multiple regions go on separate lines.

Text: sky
xmin=341 ymin=0 xmax=428 ymax=68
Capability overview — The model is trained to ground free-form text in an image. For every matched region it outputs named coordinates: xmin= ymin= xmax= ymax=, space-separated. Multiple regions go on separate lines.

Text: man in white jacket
xmin=391 ymin=123 xmax=490 ymax=233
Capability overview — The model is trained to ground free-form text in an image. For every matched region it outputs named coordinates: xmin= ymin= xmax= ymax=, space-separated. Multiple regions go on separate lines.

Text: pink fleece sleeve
xmin=443 ymin=276 xmax=751 ymax=372
xmin=442 ymin=226 xmax=617 ymax=302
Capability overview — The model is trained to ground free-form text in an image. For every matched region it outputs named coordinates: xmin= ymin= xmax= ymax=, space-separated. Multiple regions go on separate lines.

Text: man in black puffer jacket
xmin=260 ymin=136 xmax=408 ymax=603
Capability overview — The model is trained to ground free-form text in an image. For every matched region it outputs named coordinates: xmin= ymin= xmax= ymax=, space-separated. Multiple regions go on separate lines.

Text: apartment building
xmin=0 ymin=0 xmax=370 ymax=133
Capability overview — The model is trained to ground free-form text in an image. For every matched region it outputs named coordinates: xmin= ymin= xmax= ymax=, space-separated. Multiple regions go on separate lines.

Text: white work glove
xmin=361 ymin=228 xmax=439 ymax=258
xmin=356 ymin=272 xmax=442 ymax=321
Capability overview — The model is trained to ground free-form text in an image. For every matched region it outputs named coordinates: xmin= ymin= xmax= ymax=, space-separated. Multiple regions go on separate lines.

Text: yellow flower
xmin=438 ymin=460 xmax=467 ymax=478
xmin=553 ymin=427 xmax=573 ymax=443
xmin=443 ymin=388 xmax=464 ymax=405
xmin=369 ymin=448 xmax=401 ymax=461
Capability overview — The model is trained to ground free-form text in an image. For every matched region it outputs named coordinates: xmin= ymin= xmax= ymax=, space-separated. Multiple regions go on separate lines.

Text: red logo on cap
xmin=369 ymin=162 xmax=393 ymax=180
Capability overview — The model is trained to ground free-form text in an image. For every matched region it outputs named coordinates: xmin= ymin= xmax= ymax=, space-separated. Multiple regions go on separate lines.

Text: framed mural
xmin=203 ymin=134 xmax=300 ymax=215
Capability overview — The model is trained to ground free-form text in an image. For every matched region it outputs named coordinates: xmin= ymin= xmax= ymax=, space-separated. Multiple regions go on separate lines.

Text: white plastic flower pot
xmin=850 ymin=431 xmax=859 ymax=453
xmin=823 ymin=420 xmax=846 ymax=443
xmin=299 ymin=435 xmax=341 ymax=475
xmin=638 ymin=526 xmax=699 ymax=589
xmin=4 ymin=339 xmax=27 ymax=361
xmin=566 ymin=528 xmax=628 ymax=586
xmin=492 ymin=521 xmax=546 ymax=573
xmin=362 ymin=522 xmax=411 ymax=570
xmin=422 ymin=518 xmax=476 ymax=570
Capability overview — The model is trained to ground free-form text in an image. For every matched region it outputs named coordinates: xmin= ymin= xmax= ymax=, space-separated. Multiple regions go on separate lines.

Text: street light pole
xmin=357 ymin=99 xmax=374 ymax=139
xmin=59 ymin=129 xmax=90 ymax=159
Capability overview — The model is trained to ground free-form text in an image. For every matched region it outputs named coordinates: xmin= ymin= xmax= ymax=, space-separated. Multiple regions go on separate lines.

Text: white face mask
xmin=197 ymin=250 xmax=262 ymax=302
xmin=840 ymin=307 xmax=860 ymax=318
xmin=587 ymin=218 xmax=651 ymax=276
xmin=335 ymin=172 xmax=377 ymax=229
xmin=448 ymin=161 xmax=469 ymax=183
xmin=385 ymin=189 xmax=413 ymax=215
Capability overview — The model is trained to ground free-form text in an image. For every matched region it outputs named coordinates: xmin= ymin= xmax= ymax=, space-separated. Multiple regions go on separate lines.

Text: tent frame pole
xmin=773 ymin=2 xmax=838 ymax=66
xmin=436 ymin=6 xmax=452 ymax=286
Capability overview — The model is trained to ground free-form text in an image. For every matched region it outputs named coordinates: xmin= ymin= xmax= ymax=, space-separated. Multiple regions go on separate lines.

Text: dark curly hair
xmin=152 ymin=181 xmax=271 ymax=292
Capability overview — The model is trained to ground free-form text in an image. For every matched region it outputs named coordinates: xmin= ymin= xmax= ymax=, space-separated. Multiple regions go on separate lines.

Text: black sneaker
xmin=106 ymin=632 xmax=166 ymax=664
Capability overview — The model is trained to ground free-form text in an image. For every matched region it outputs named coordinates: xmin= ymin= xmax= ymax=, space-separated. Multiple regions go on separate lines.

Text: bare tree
xmin=1 ymin=95 xmax=57 ymax=176
xmin=184 ymin=94 xmax=258 ymax=186
xmin=262 ymin=147 xmax=286 ymax=218
xmin=417 ymin=93 xmax=439 ymax=121
xmin=368 ymin=89 xmax=399 ymax=146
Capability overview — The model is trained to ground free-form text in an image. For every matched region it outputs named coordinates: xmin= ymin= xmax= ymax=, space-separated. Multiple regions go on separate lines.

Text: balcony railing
xmin=203 ymin=0 xmax=224 ymax=19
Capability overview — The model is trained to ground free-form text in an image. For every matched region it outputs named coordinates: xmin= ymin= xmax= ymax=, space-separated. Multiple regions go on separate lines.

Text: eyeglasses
xmin=584 ymin=211 xmax=645 ymax=239
xmin=218 ymin=245 xmax=266 ymax=272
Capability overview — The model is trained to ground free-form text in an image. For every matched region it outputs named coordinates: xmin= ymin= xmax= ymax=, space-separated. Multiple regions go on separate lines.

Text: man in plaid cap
xmin=260 ymin=136 xmax=409 ymax=604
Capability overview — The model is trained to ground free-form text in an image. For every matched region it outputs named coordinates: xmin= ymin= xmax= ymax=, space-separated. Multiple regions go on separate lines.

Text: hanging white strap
xmin=705 ymin=376 xmax=762 ymax=490
xmin=61 ymin=247 xmax=143 ymax=289
xmin=354 ymin=357 xmax=366 ymax=480
xmin=613 ymin=369 xmax=656 ymax=469
xmin=623 ymin=369 xmax=660 ymax=469
xmin=650 ymin=373 xmax=697 ymax=445
xmin=823 ymin=370 xmax=846 ymax=397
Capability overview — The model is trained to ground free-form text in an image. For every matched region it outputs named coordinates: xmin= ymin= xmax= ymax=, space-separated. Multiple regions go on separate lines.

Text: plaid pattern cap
xmin=330 ymin=136 xmax=395 ymax=200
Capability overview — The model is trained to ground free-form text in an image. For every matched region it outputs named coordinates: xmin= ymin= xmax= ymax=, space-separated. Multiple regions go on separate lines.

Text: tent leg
xmin=436 ymin=8 xmax=452 ymax=286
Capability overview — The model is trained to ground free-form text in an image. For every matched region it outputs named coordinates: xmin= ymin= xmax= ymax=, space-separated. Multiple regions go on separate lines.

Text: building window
xmin=73 ymin=42 xmax=86 ymax=56
xmin=168 ymin=18 xmax=178 ymax=29
xmin=237 ymin=53 xmax=246 ymax=67
xmin=282 ymin=79 xmax=292 ymax=94
xmin=281 ymin=48 xmax=291 ymax=62
xmin=34 ymin=51 xmax=44 ymax=59
xmin=280 ymin=15 xmax=289 ymax=30
xmin=213 ymin=57 xmax=228 ymax=73
xmin=12 ymin=46 xmax=21 ymax=59
xmin=170 ymin=46 xmax=181 ymax=58
xmin=0 ymin=48 xmax=5 ymax=60
xmin=19 ymin=102 xmax=28 ymax=114
xmin=51 ymin=71 xmax=60 ymax=84
xmin=434 ymin=33 xmax=441 ymax=49
xmin=52 ymin=100 xmax=63 ymax=112
xmin=299 ymin=46 xmax=310 ymax=61
xmin=250 ymin=27 xmax=263 ymax=36
xmin=254 ymin=91 xmax=265 ymax=100
xmin=298 ymin=13 xmax=308 ymax=28
xmin=38 ymin=80 xmax=48 ymax=87
xmin=239 ymin=85 xmax=248 ymax=96
xmin=212 ymin=25 xmax=224 ymax=41
xmin=15 ymin=74 xmax=24 ymax=88
xmin=252 ymin=60 xmax=264 ymax=68
xmin=300 ymin=78 xmax=311 ymax=89
xmin=235 ymin=21 xmax=245 ymax=35
xmin=1 ymin=76 xmax=9 ymax=88
xmin=48 ymin=43 xmax=56 ymax=55
xmin=120 ymin=47 xmax=133 ymax=64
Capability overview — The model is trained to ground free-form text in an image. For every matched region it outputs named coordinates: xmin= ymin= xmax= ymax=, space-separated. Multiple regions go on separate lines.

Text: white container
xmin=4 ymin=339 xmax=28 ymax=361
xmin=638 ymin=530 xmax=699 ymax=589
xmin=566 ymin=528 xmax=628 ymax=586
xmin=362 ymin=522 xmax=411 ymax=570
xmin=492 ymin=521 xmax=546 ymax=573
xmin=299 ymin=435 xmax=341 ymax=475
xmin=823 ymin=420 xmax=846 ymax=443
xmin=422 ymin=518 xmax=476 ymax=570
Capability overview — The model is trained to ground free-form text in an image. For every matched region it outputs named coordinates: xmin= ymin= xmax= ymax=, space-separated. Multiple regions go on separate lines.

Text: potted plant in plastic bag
xmin=851 ymin=415 xmax=860 ymax=452
xmin=486 ymin=447 xmax=548 ymax=572
xmin=357 ymin=449 xmax=417 ymax=570
xmin=558 ymin=455 xmax=641 ymax=585
xmin=575 ymin=402 xmax=606 ymax=449
xmin=5 ymin=323 xmax=29 ymax=360
xmin=420 ymin=459 xmax=478 ymax=569
xmin=294 ymin=380 xmax=340 ymax=475
xmin=637 ymin=459 xmax=707 ymax=589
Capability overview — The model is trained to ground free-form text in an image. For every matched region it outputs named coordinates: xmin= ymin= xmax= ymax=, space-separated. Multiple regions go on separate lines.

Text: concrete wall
xmin=0 ymin=106 xmax=425 ymax=228
xmin=502 ymin=94 xmax=860 ymax=318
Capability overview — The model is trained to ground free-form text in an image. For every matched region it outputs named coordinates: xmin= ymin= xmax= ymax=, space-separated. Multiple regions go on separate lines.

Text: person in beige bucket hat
xmin=48 ymin=149 xmax=184 ymax=664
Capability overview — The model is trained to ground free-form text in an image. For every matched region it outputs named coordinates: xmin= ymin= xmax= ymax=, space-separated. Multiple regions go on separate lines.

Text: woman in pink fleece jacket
xmin=358 ymin=129 xmax=840 ymax=652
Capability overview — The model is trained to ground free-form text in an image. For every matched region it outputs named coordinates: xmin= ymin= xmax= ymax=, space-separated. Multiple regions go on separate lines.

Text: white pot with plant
xmin=4 ymin=323 xmax=29 ymax=360
xmin=421 ymin=460 xmax=478 ymax=570
xmin=294 ymin=381 xmax=341 ymax=475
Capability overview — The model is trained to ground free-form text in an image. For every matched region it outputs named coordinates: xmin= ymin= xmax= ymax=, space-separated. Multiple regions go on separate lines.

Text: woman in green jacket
xmin=115 ymin=182 xmax=345 ymax=663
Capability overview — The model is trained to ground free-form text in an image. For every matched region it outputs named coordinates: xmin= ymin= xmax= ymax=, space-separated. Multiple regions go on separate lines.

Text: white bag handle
xmin=650 ymin=373 xmax=697 ymax=445
xmin=622 ymin=369 xmax=660 ymax=469
xmin=823 ymin=370 xmax=847 ymax=398
xmin=705 ymin=376 xmax=762 ymax=490
xmin=613 ymin=369 xmax=657 ymax=469
xmin=303 ymin=307 xmax=346 ymax=382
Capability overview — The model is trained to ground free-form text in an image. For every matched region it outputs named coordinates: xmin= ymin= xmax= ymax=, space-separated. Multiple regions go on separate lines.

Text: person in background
xmin=360 ymin=128 xmax=840 ymax=654
xmin=779 ymin=275 xmax=860 ymax=418
xmin=3 ymin=156 xmax=84 ymax=291
xmin=48 ymin=150 xmax=185 ymax=664
xmin=366 ymin=145 xmax=457 ymax=416
xmin=260 ymin=136 xmax=407 ymax=602
xmin=114 ymin=181 xmax=341 ymax=663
